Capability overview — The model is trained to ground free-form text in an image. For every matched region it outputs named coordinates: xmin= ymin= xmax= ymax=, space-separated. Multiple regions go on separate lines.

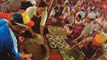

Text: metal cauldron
xmin=20 ymin=34 xmax=48 ymax=60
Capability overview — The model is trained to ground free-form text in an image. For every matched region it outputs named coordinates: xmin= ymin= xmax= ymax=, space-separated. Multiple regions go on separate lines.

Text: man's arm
xmin=40 ymin=26 xmax=45 ymax=36
xmin=40 ymin=11 xmax=48 ymax=35
xmin=71 ymin=34 xmax=85 ymax=43
xmin=71 ymin=24 xmax=91 ymax=43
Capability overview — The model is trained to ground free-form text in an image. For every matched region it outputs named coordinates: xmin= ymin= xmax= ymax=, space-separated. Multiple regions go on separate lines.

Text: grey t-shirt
xmin=81 ymin=21 xmax=94 ymax=37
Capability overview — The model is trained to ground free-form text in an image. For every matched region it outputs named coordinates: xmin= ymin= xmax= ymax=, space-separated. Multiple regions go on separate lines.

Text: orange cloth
xmin=92 ymin=38 xmax=100 ymax=46
xmin=0 ymin=12 xmax=12 ymax=20
xmin=19 ymin=9 xmax=25 ymax=13
xmin=21 ymin=12 xmax=35 ymax=27
xmin=92 ymin=34 xmax=106 ymax=46
xmin=26 ymin=20 xmax=35 ymax=27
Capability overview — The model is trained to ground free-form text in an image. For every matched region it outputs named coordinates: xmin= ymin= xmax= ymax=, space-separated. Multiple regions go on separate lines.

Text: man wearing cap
xmin=25 ymin=1 xmax=48 ymax=36
xmin=71 ymin=12 xmax=96 ymax=44
xmin=75 ymin=11 xmax=86 ymax=25
xmin=0 ymin=13 xmax=32 ymax=60
xmin=11 ymin=12 xmax=50 ymax=60
xmin=69 ymin=12 xmax=105 ymax=59
xmin=72 ymin=22 xmax=107 ymax=59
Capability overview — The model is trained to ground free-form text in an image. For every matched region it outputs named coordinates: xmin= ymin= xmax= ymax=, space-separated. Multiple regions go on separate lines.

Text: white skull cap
xmin=81 ymin=7 xmax=85 ymax=10
xmin=96 ymin=12 xmax=100 ymax=16
xmin=76 ymin=11 xmax=86 ymax=19
xmin=88 ymin=12 xmax=96 ymax=19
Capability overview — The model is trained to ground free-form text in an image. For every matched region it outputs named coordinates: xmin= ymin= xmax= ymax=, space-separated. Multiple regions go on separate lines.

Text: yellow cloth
xmin=94 ymin=34 xmax=106 ymax=45
xmin=22 ymin=12 xmax=30 ymax=24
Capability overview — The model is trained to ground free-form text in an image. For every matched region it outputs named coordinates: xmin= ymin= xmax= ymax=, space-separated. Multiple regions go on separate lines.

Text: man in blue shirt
xmin=0 ymin=13 xmax=32 ymax=60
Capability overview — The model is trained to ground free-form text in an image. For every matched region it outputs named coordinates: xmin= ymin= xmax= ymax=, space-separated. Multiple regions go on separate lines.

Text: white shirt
xmin=81 ymin=21 xmax=94 ymax=37
xmin=26 ymin=6 xmax=48 ymax=26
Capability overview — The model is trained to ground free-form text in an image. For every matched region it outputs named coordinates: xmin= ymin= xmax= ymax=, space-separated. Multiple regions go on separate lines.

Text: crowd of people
xmin=0 ymin=0 xmax=107 ymax=60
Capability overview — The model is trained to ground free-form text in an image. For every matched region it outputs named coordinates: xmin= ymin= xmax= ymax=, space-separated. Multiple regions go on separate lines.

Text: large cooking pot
xmin=20 ymin=34 xmax=48 ymax=60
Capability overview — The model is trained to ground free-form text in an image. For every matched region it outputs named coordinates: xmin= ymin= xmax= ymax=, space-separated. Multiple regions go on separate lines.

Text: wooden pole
xmin=47 ymin=0 xmax=56 ymax=17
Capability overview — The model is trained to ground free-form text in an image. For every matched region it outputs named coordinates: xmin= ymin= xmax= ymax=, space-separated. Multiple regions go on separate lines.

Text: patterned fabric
xmin=0 ymin=0 xmax=21 ymax=12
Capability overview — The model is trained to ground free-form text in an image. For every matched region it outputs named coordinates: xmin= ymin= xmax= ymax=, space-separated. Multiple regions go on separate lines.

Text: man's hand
xmin=71 ymin=34 xmax=84 ymax=44
xmin=31 ymin=33 xmax=37 ymax=37
xmin=71 ymin=40 xmax=78 ymax=44
xmin=20 ymin=53 xmax=32 ymax=59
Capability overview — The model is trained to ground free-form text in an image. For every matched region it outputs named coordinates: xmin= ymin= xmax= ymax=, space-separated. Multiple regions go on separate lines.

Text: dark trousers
xmin=81 ymin=42 xmax=98 ymax=59
xmin=0 ymin=53 xmax=15 ymax=60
